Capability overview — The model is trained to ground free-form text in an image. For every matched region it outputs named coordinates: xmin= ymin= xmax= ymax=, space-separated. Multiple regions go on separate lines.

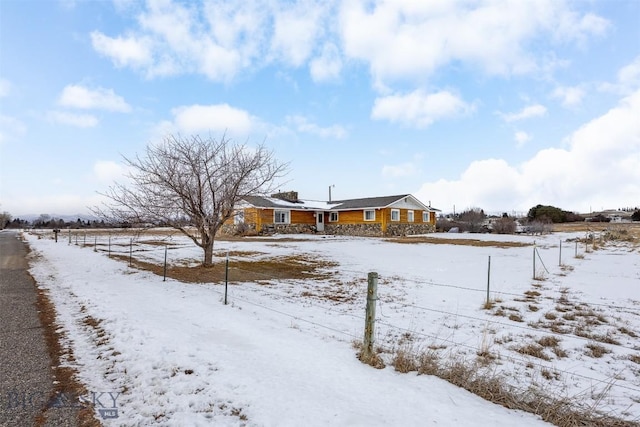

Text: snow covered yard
xmin=25 ymin=229 xmax=640 ymax=426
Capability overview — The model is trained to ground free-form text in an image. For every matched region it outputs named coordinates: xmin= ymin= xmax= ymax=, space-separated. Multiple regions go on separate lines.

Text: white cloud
xmin=499 ymin=104 xmax=547 ymax=122
xmin=93 ymin=160 xmax=127 ymax=184
xmin=552 ymin=86 xmax=585 ymax=108
xmin=382 ymin=162 xmax=419 ymax=178
xmin=270 ymin=2 xmax=325 ymax=67
xmin=91 ymin=31 xmax=153 ymax=70
xmin=47 ymin=111 xmax=98 ymax=128
xmin=286 ymin=115 xmax=346 ymax=139
xmin=89 ymin=1 xmax=606 ymax=86
xmin=339 ymin=1 xmax=608 ymax=86
xmin=171 ymin=104 xmax=254 ymax=135
xmin=0 ymin=78 xmax=11 ymax=97
xmin=310 ymin=43 xmax=342 ymax=82
xmin=372 ymin=90 xmax=473 ymax=128
xmin=416 ymin=89 xmax=640 ymax=213
xmin=600 ymin=56 xmax=640 ymax=95
xmin=514 ymin=131 xmax=531 ymax=147
xmin=0 ymin=114 xmax=27 ymax=143
xmin=58 ymin=85 xmax=131 ymax=112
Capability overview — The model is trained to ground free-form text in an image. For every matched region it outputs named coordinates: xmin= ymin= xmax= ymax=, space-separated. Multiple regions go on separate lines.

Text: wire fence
xmin=28 ymin=229 xmax=640 ymax=415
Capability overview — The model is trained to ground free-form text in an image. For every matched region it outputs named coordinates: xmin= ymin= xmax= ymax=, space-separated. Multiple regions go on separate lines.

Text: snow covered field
xmin=25 ymin=229 xmax=640 ymax=426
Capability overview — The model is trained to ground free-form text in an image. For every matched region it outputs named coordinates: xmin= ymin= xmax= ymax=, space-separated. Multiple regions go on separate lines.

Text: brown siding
xmin=335 ymin=209 xmax=381 ymax=224
xmin=291 ymin=210 xmax=315 ymax=225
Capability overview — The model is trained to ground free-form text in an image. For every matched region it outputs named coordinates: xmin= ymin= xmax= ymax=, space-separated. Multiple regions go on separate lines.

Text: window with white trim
xmin=364 ymin=209 xmax=375 ymax=221
xmin=407 ymin=210 xmax=414 ymax=222
xmin=234 ymin=210 xmax=245 ymax=224
xmin=423 ymin=211 xmax=431 ymax=222
xmin=391 ymin=209 xmax=400 ymax=221
xmin=274 ymin=210 xmax=290 ymax=224
xmin=329 ymin=212 xmax=339 ymax=222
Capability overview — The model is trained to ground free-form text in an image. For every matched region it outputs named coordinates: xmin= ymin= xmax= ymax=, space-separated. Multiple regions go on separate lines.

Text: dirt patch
xmin=388 ymin=236 xmax=530 ymax=248
xmin=112 ymin=253 xmax=338 ymax=283
xmin=34 ymin=284 xmax=101 ymax=426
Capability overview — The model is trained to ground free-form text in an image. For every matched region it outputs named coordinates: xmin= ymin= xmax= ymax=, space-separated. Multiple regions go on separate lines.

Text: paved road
xmin=0 ymin=231 xmax=79 ymax=426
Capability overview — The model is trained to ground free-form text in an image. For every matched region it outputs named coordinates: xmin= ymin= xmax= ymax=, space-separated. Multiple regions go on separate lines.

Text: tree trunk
xmin=203 ymin=242 xmax=214 ymax=267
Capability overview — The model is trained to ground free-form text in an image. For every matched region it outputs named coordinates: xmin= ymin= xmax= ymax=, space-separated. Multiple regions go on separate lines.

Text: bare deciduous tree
xmin=0 ymin=211 xmax=11 ymax=229
xmin=94 ymin=134 xmax=288 ymax=266
xmin=459 ymin=208 xmax=486 ymax=233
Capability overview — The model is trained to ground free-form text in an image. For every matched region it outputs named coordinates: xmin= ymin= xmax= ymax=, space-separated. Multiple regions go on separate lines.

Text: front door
xmin=316 ymin=212 xmax=324 ymax=232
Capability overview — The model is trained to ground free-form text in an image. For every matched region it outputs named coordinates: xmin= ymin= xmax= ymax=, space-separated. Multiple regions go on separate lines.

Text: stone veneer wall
xmin=324 ymin=223 xmax=383 ymax=237
xmin=385 ymin=223 xmax=435 ymax=237
xmin=220 ymin=222 xmax=435 ymax=237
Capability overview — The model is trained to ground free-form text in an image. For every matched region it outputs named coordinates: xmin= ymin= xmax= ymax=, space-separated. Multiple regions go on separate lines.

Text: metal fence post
xmin=224 ymin=251 xmax=229 ymax=305
xmin=163 ymin=245 xmax=168 ymax=282
xmin=486 ymin=256 xmax=491 ymax=305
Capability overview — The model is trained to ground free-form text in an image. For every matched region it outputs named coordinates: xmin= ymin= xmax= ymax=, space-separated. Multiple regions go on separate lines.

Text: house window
xmin=407 ymin=210 xmax=414 ymax=222
xmin=423 ymin=211 xmax=431 ymax=222
xmin=329 ymin=212 xmax=339 ymax=222
xmin=391 ymin=209 xmax=400 ymax=221
xmin=234 ymin=210 xmax=245 ymax=224
xmin=364 ymin=210 xmax=375 ymax=221
xmin=274 ymin=210 xmax=290 ymax=224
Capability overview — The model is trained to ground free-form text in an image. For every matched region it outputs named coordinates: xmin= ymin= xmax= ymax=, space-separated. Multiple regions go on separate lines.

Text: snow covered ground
xmin=25 ymin=229 xmax=640 ymax=426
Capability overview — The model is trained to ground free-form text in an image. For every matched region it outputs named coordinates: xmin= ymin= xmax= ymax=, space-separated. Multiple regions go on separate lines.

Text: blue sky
xmin=1 ymin=0 xmax=639 ymax=217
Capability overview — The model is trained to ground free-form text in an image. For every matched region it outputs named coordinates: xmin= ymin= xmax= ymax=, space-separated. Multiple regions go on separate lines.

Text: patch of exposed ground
xmin=34 ymin=283 xmax=101 ymax=426
xmin=112 ymin=253 xmax=338 ymax=283
xmin=388 ymin=236 xmax=531 ymax=248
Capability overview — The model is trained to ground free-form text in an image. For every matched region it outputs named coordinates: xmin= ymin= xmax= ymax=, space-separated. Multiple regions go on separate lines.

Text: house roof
xmin=330 ymin=194 xmax=411 ymax=210
xmin=242 ymin=194 xmax=440 ymax=212
xmin=241 ymin=196 xmax=339 ymax=210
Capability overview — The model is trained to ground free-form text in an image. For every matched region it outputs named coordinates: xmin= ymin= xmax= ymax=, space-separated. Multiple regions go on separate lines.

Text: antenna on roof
xmin=328 ymin=184 xmax=335 ymax=202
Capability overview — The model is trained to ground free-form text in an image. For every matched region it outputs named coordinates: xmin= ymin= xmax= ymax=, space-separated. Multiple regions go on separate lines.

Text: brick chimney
xmin=271 ymin=191 xmax=299 ymax=203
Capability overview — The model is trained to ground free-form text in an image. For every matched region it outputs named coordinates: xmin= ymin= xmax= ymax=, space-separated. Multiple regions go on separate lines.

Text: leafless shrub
xmin=537 ymin=336 xmax=561 ymax=348
xmin=585 ymin=343 xmax=611 ymax=358
xmin=516 ymin=343 xmax=551 ymax=361
xmin=618 ymin=327 xmax=638 ymax=338
xmin=509 ymin=313 xmax=524 ymax=322
xmin=553 ymin=347 xmax=569 ymax=358
xmin=392 ymin=346 xmax=418 ymax=373
xmin=541 ymin=369 xmax=561 ymax=381
xmin=492 ymin=217 xmax=517 ymax=234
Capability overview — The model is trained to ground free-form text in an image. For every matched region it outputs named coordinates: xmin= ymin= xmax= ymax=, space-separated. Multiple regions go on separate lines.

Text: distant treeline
xmin=4 ymin=215 xmax=130 ymax=229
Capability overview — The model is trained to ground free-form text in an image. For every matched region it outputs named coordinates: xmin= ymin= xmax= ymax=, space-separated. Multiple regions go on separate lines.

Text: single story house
xmin=224 ymin=191 xmax=440 ymax=237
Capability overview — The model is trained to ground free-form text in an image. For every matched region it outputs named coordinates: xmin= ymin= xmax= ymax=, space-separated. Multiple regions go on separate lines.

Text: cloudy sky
xmin=1 ymin=0 xmax=639 ymax=217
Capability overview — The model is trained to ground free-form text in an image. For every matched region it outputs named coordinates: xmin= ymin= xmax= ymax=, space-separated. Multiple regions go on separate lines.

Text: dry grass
xmin=537 ymin=336 xmax=561 ymax=348
xmin=585 ymin=343 xmax=611 ymax=358
xmin=508 ymin=313 xmax=524 ymax=322
xmin=388 ymin=346 xmax=636 ymax=427
xmin=112 ymin=253 xmax=338 ymax=283
xmin=34 ymin=283 xmax=101 ymax=426
xmin=515 ymin=343 xmax=551 ymax=361
xmin=388 ymin=236 xmax=531 ymax=248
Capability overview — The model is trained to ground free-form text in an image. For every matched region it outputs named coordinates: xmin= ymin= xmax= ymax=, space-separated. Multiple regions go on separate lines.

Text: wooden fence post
xmin=361 ymin=272 xmax=378 ymax=362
